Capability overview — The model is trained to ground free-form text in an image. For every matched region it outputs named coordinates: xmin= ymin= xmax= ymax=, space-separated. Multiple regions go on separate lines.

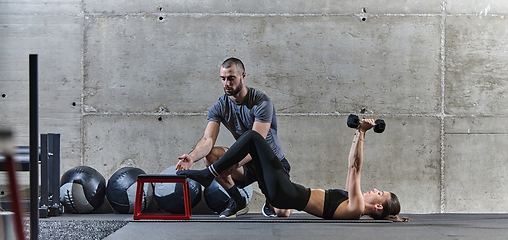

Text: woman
xmin=178 ymin=119 xmax=405 ymax=221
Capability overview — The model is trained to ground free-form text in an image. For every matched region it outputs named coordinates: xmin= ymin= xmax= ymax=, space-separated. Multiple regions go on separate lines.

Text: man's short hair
xmin=221 ymin=57 xmax=245 ymax=73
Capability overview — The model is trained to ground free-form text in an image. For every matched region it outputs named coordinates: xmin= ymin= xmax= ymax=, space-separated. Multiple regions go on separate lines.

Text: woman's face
xmin=363 ymin=188 xmax=391 ymax=205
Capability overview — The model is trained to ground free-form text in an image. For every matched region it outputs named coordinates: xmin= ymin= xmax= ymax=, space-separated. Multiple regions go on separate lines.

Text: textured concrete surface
xmin=2 ymin=0 xmax=508 ymax=215
xmin=445 ymin=16 xmax=508 ymax=115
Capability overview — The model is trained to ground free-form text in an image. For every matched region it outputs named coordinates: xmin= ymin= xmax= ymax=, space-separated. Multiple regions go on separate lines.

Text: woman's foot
xmin=176 ymin=169 xmax=214 ymax=187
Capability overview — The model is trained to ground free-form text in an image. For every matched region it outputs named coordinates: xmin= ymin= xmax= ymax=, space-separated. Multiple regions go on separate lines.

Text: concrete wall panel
xmin=444 ymin=134 xmax=508 ymax=212
xmin=445 ymin=117 xmax=508 ymax=212
xmin=84 ymin=15 xmax=441 ymax=115
xmin=83 ymin=15 xmax=223 ymax=114
xmin=0 ymin=14 xmax=83 ymax=170
xmin=445 ymin=16 xmax=508 ymax=115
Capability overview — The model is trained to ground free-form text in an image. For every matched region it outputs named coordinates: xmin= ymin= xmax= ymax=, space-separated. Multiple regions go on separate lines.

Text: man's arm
xmin=252 ymin=121 xmax=270 ymax=138
xmin=176 ymin=121 xmax=220 ymax=170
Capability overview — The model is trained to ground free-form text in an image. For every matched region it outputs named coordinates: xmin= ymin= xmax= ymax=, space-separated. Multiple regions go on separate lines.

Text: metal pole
xmin=29 ymin=54 xmax=39 ymax=239
xmin=49 ymin=134 xmax=61 ymax=210
xmin=40 ymin=134 xmax=48 ymax=214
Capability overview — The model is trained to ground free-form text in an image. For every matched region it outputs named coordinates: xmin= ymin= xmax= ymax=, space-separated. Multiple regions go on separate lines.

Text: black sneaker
xmin=262 ymin=201 xmax=277 ymax=217
xmin=219 ymin=198 xmax=249 ymax=218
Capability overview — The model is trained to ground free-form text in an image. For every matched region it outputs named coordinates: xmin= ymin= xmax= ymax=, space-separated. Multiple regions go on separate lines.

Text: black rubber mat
xmin=130 ymin=213 xmax=392 ymax=223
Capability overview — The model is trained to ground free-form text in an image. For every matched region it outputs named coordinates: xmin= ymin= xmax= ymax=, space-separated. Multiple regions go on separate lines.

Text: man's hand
xmin=176 ymin=154 xmax=194 ymax=171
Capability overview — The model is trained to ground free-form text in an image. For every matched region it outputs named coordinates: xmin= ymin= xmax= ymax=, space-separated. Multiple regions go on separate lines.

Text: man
xmin=176 ymin=58 xmax=291 ymax=218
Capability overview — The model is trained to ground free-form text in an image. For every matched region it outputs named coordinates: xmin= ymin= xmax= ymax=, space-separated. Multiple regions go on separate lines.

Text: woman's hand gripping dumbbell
xmin=347 ymin=114 xmax=386 ymax=133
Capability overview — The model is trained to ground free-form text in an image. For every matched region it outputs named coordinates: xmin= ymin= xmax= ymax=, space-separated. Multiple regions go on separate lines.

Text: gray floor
xmin=34 ymin=214 xmax=129 ymax=240
xmin=34 ymin=213 xmax=508 ymax=240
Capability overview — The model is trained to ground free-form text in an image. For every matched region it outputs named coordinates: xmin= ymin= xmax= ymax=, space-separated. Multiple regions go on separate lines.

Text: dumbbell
xmin=347 ymin=114 xmax=386 ymax=133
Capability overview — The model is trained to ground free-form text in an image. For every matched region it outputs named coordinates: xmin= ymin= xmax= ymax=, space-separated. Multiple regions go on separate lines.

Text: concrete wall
xmin=1 ymin=0 xmax=508 ymax=214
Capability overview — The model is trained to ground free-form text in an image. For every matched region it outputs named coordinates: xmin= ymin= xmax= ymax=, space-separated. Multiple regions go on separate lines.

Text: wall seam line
xmin=439 ymin=1 xmax=447 ymax=214
xmin=80 ymin=0 xmax=86 ymax=166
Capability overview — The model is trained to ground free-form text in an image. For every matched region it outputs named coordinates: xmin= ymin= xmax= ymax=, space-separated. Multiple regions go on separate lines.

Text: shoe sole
xmin=220 ymin=206 xmax=249 ymax=218
xmin=262 ymin=203 xmax=277 ymax=217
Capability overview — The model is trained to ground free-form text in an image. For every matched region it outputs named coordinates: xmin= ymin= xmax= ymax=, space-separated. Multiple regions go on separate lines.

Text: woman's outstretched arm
xmin=344 ymin=119 xmax=374 ymax=215
xmin=345 ymin=129 xmax=364 ymax=192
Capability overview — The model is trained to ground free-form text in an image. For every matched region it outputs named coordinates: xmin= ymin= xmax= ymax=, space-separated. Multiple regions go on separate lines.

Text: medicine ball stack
xmin=60 ymin=165 xmax=205 ymax=214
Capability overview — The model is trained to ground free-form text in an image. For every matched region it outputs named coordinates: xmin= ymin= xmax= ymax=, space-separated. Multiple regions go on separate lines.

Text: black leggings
xmin=212 ymin=130 xmax=311 ymax=211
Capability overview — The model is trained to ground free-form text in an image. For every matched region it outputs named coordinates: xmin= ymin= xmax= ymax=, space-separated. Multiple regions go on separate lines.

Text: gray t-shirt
xmin=207 ymin=87 xmax=285 ymax=161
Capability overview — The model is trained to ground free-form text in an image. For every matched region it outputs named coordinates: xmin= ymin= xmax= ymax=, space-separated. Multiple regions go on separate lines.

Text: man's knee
xmin=204 ymin=147 xmax=227 ymax=166
xmin=204 ymin=154 xmax=217 ymax=166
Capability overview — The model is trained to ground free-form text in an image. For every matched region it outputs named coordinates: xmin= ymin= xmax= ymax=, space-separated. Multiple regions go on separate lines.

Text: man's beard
xmin=224 ymin=80 xmax=243 ymax=96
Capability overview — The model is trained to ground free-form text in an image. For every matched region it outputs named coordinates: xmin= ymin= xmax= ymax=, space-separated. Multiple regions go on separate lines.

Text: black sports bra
xmin=323 ymin=189 xmax=349 ymax=219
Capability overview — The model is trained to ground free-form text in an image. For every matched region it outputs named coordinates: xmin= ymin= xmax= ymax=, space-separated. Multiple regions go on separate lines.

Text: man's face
xmin=220 ymin=65 xmax=245 ymax=96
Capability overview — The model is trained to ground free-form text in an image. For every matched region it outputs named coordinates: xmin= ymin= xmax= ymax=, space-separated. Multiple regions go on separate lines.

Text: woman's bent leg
xmin=176 ymin=130 xmax=265 ymax=187
xmin=178 ymin=130 xmax=310 ymax=210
